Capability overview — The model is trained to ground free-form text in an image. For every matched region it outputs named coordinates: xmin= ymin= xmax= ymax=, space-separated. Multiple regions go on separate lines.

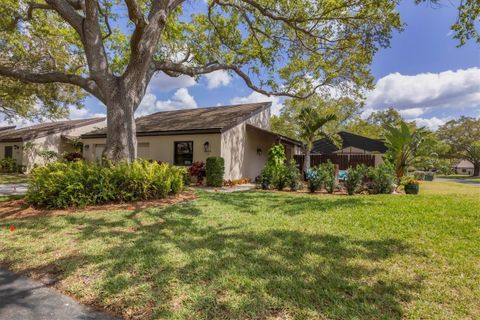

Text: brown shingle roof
xmin=0 ymin=126 xmax=15 ymax=132
xmin=82 ymin=102 xmax=271 ymax=138
xmin=0 ymin=118 xmax=105 ymax=142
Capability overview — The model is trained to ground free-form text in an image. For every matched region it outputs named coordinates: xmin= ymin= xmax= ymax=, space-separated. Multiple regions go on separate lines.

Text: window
xmin=174 ymin=141 xmax=193 ymax=165
xmin=462 ymin=169 xmax=467 ymax=173
xmin=94 ymin=144 xmax=105 ymax=160
xmin=4 ymin=146 xmax=13 ymax=159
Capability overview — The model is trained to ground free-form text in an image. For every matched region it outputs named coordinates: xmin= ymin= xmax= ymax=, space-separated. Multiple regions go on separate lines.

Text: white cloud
xmin=410 ymin=117 xmax=449 ymax=130
xmin=204 ymin=70 xmax=232 ymax=89
xmin=136 ymin=88 xmax=198 ymax=116
xmin=230 ymin=91 xmax=284 ymax=116
xmin=68 ymin=106 xmax=106 ymax=119
xmin=367 ymin=68 xmax=480 ymax=111
xmin=398 ymin=107 xmax=426 ymax=118
xmin=149 ymin=72 xmax=197 ymax=92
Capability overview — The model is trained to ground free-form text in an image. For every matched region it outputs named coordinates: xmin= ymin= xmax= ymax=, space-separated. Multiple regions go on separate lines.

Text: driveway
xmin=0 ymin=183 xmax=27 ymax=196
xmin=0 ymin=269 xmax=118 ymax=320
xmin=436 ymin=178 xmax=480 ymax=186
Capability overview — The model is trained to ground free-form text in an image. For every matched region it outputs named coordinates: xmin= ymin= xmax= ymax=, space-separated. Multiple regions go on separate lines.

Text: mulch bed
xmin=0 ymin=191 xmax=196 ymax=220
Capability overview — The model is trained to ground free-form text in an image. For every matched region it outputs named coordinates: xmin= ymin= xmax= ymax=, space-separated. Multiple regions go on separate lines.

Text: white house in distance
xmin=452 ymin=160 xmax=474 ymax=175
xmin=0 ymin=118 xmax=105 ymax=172
xmin=81 ymin=102 xmax=303 ymax=180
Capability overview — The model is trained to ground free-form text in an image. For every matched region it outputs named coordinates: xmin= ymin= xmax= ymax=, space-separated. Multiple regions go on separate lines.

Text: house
xmin=452 ymin=160 xmax=474 ymax=175
xmin=81 ymin=102 xmax=303 ymax=180
xmin=0 ymin=118 xmax=105 ymax=172
xmin=300 ymin=131 xmax=387 ymax=169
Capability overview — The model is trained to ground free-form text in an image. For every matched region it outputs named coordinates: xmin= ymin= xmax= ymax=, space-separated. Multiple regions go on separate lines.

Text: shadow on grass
xmin=2 ymin=193 xmax=422 ymax=319
xmin=202 ymin=190 xmax=376 ymax=216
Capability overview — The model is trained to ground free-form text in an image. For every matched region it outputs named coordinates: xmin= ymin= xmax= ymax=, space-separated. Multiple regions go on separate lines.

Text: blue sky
xmin=71 ymin=1 xmax=479 ymax=130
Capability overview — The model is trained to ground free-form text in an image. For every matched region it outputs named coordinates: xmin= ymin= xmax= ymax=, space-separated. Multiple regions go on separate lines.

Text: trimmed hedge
xmin=206 ymin=156 xmax=224 ymax=187
xmin=26 ymin=160 xmax=185 ymax=209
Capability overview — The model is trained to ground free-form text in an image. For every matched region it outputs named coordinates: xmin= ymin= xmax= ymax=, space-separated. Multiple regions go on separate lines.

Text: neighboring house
xmin=81 ymin=102 xmax=302 ymax=180
xmin=303 ymin=131 xmax=387 ymax=169
xmin=452 ymin=160 xmax=474 ymax=175
xmin=0 ymin=118 xmax=105 ymax=172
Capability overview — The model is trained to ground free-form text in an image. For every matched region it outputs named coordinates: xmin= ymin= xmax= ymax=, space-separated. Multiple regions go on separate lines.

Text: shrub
xmin=367 ymin=163 xmax=395 ymax=194
xmin=319 ymin=161 xmax=336 ymax=194
xmin=345 ymin=165 xmax=366 ymax=195
xmin=0 ymin=158 xmax=18 ymax=172
xmin=206 ymin=156 xmax=224 ymax=187
xmin=259 ymin=167 xmax=272 ymax=190
xmin=306 ymin=166 xmax=323 ymax=192
xmin=285 ymin=160 xmax=301 ymax=191
xmin=224 ymin=178 xmax=250 ymax=187
xmin=272 ymin=165 xmax=287 ymax=190
xmin=188 ymin=161 xmax=206 ymax=184
xmin=25 ymin=160 xmax=184 ymax=209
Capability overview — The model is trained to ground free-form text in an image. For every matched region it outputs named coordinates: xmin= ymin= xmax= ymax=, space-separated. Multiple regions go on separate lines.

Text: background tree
xmin=271 ymin=96 xmax=361 ymax=140
xmin=384 ymin=121 xmax=428 ymax=183
xmin=414 ymin=131 xmax=451 ymax=172
xmin=296 ymin=107 xmax=337 ymax=174
xmin=0 ymin=0 xmax=402 ymax=162
xmin=417 ymin=0 xmax=480 ymax=46
xmin=437 ymin=117 xmax=480 ymax=176
xmin=345 ymin=107 xmax=404 ymax=138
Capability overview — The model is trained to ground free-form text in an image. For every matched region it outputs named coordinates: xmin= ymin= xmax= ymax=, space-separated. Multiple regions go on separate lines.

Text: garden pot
xmin=404 ymin=183 xmax=419 ymax=194
xmin=424 ymin=174 xmax=434 ymax=181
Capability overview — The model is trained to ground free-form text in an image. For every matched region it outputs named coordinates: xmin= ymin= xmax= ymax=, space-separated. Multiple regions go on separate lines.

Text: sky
xmin=13 ymin=1 xmax=480 ymax=131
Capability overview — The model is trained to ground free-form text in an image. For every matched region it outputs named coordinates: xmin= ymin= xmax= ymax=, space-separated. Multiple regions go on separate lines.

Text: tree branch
xmin=154 ymin=61 xmax=327 ymax=99
xmin=0 ymin=66 xmax=103 ymax=101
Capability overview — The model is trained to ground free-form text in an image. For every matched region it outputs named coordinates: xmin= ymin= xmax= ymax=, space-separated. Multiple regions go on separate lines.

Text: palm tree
xmin=296 ymin=106 xmax=337 ymax=174
xmin=384 ymin=121 xmax=428 ymax=182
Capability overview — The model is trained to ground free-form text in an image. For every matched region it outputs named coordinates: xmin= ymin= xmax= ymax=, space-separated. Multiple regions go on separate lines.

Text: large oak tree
xmin=0 ymin=0 xmax=405 ymax=162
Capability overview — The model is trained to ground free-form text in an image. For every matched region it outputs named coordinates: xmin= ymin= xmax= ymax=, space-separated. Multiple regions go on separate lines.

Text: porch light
xmin=13 ymin=145 xmax=19 ymax=150
xmin=84 ymin=144 xmax=90 ymax=151
xmin=257 ymin=148 xmax=262 ymax=156
xmin=203 ymin=141 xmax=211 ymax=153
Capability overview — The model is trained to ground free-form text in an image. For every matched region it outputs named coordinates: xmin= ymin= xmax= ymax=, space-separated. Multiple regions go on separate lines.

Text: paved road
xmin=0 ymin=183 xmax=28 ymax=196
xmin=0 ymin=269 xmax=118 ymax=320
xmin=436 ymin=178 xmax=480 ymax=186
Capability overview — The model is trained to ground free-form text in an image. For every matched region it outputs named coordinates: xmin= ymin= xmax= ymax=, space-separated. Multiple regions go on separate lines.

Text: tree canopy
xmin=437 ymin=116 xmax=480 ymax=176
xmin=0 ymin=0 xmax=405 ymax=161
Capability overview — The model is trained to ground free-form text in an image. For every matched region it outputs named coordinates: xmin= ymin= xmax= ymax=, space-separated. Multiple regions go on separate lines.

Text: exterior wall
xmin=245 ymin=107 xmax=271 ymax=130
xmin=82 ymin=133 xmax=222 ymax=165
xmin=455 ymin=167 xmax=474 ymax=175
xmin=0 ymin=121 xmax=105 ymax=172
xmin=0 ymin=142 xmax=23 ymax=165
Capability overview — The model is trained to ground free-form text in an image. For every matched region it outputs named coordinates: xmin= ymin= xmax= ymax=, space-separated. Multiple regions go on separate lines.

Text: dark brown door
xmin=4 ymin=146 xmax=13 ymax=159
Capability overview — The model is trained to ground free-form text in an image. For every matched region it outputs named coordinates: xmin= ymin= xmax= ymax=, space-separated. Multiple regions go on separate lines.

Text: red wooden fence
xmin=293 ymin=154 xmax=375 ymax=170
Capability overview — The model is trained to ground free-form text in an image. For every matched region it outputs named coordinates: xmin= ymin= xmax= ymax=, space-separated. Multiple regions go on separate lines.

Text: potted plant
xmin=403 ymin=177 xmax=420 ymax=194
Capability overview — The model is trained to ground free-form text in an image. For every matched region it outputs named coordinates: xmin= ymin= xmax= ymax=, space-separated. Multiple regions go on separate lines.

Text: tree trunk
xmin=474 ymin=162 xmax=480 ymax=177
xmin=103 ymin=90 xmax=138 ymax=163
xmin=303 ymin=146 xmax=311 ymax=179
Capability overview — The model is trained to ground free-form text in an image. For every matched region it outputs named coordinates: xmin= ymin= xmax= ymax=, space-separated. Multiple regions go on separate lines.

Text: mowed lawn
xmin=0 ymin=181 xmax=479 ymax=319
xmin=0 ymin=173 xmax=28 ymax=184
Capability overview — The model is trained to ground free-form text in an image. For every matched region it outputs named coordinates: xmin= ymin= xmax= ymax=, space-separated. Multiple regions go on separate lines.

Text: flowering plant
xmin=401 ymin=177 xmax=419 ymax=186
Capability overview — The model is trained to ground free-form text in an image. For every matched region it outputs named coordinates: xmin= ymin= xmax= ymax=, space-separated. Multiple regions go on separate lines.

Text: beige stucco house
xmin=0 ymin=118 xmax=105 ymax=172
xmin=81 ymin=102 xmax=302 ymax=180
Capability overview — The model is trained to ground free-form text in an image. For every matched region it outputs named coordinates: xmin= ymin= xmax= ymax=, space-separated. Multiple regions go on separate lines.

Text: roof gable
xmin=312 ymin=131 xmax=387 ymax=154
xmin=0 ymin=118 xmax=105 ymax=143
xmin=82 ymin=102 xmax=271 ymax=138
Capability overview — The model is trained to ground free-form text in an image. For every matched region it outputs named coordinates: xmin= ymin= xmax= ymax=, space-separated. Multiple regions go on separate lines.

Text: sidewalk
xmin=0 ymin=268 xmax=118 ymax=320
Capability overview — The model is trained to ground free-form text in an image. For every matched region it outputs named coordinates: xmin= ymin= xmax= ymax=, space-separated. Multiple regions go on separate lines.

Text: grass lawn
xmin=0 ymin=173 xmax=28 ymax=184
xmin=1 ymin=181 xmax=479 ymax=319
xmin=0 ymin=195 xmax=23 ymax=202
